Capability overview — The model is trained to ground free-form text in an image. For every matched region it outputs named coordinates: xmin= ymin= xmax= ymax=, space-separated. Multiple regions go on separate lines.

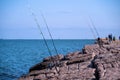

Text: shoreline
xmin=19 ymin=40 xmax=120 ymax=80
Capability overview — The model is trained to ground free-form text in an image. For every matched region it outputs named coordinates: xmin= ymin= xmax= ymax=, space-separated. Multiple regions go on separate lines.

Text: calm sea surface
xmin=0 ymin=39 xmax=94 ymax=80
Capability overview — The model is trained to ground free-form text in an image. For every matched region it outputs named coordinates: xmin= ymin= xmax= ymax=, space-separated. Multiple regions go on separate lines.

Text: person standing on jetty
xmin=97 ymin=37 xmax=103 ymax=48
xmin=113 ymin=36 xmax=116 ymax=41
xmin=108 ymin=34 xmax=112 ymax=42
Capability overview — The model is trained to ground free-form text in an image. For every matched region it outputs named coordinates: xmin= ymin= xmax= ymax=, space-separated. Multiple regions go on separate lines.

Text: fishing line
xmin=87 ymin=22 xmax=97 ymax=39
xmin=40 ymin=11 xmax=59 ymax=56
xmin=26 ymin=0 xmax=60 ymax=74
xmin=89 ymin=16 xmax=100 ymax=38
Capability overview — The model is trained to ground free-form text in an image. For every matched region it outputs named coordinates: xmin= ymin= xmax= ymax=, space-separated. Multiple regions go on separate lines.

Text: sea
xmin=0 ymin=39 xmax=94 ymax=80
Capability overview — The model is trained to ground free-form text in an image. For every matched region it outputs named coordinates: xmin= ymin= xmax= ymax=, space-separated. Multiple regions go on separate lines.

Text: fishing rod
xmin=88 ymin=16 xmax=104 ymax=48
xmin=87 ymin=22 xmax=97 ymax=39
xmin=89 ymin=16 xmax=100 ymax=38
xmin=40 ymin=12 xmax=61 ymax=70
xmin=85 ymin=15 xmax=97 ymax=39
xmin=26 ymin=2 xmax=60 ymax=74
xmin=40 ymin=12 xmax=59 ymax=56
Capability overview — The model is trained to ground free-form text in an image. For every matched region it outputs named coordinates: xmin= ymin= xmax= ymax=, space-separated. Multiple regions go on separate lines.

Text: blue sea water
xmin=0 ymin=39 xmax=94 ymax=80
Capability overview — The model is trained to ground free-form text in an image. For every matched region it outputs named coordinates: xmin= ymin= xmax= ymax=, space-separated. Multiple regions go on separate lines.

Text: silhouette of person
xmin=97 ymin=37 xmax=103 ymax=48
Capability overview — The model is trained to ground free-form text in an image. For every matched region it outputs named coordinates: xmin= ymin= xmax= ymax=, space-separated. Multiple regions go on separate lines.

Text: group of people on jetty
xmin=97 ymin=34 xmax=120 ymax=48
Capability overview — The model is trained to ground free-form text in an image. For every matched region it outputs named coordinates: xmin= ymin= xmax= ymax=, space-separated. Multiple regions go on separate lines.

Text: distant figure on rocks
xmin=97 ymin=37 xmax=103 ymax=48
xmin=113 ymin=36 xmax=116 ymax=41
xmin=108 ymin=34 xmax=112 ymax=42
xmin=119 ymin=36 xmax=120 ymax=40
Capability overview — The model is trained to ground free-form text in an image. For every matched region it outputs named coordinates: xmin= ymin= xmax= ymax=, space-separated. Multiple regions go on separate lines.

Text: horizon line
xmin=0 ymin=38 xmax=95 ymax=40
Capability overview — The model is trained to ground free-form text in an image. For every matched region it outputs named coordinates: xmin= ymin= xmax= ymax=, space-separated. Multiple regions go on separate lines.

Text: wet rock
xmin=29 ymin=61 xmax=52 ymax=72
xmin=30 ymin=54 xmax=64 ymax=72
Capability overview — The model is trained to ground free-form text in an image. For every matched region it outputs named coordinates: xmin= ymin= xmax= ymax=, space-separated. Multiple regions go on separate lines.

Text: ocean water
xmin=0 ymin=39 xmax=94 ymax=80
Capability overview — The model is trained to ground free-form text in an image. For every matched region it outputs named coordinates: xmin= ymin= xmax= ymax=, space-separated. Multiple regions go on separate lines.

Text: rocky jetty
xmin=19 ymin=40 xmax=120 ymax=80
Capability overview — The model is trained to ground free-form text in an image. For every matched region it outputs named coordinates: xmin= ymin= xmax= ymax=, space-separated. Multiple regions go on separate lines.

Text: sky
xmin=0 ymin=0 xmax=120 ymax=39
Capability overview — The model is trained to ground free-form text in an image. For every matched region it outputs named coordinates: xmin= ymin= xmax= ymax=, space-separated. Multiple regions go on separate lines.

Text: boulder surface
xmin=19 ymin=40 xmax=120 ymax=80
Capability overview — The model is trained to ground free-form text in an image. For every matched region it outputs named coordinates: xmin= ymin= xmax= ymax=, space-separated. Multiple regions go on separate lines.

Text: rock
xmin=93 ymin=51 xmax=120 ymax=80
xmin=19 ymin=40 xmax=120 ymax=80
xmin=30 ymin=54 xmax=64 ymax=72
xmin=66 ymin=53 xmax=93 ymax=65
xmin=29 ymin=61 xmax=52 ymax=72
xmin=64 ymin=51 xmax=81 ymax=60
xmin=43 ymin=54 xmax=64 ymax=62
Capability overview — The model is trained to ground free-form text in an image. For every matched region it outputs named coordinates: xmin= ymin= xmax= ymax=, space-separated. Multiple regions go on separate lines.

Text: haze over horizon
xmin=0 ymin=0 xmax=120 ymax=39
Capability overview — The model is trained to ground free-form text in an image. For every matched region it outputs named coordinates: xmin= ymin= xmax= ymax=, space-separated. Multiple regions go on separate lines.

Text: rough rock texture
xmin=93 ymin=41 xmax=120 ymax=80
xmin=19 ymin=40 xmax=120 ymax=80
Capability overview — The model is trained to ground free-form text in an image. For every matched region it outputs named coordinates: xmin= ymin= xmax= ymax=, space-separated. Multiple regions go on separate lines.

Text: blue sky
xmin=0 ymin=0 xmax=120 ymax=39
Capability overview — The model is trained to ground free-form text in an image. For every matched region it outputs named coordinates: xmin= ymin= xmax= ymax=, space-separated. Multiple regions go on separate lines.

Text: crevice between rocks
xmin=89 ymin=54 xmax=100 ymax=80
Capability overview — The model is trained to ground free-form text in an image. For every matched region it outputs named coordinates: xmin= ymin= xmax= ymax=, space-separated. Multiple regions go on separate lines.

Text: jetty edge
xmin=19 ymin=39 xmax=120 ymax=80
